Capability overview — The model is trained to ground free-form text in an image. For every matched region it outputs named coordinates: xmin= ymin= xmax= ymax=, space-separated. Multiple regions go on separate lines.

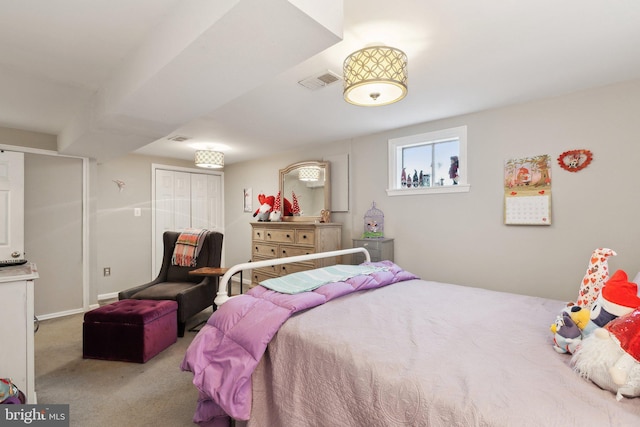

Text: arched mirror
xmin=279 ymin=161 xmax=330 ymax=221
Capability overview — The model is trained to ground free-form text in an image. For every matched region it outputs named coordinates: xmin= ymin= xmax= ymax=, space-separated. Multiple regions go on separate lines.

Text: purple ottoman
xmin=83 ymin=299 xmax=178 ymax=363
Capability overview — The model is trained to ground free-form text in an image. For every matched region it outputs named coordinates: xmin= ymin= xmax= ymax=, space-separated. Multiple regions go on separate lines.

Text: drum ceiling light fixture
xmin=298 ymin=167 xmax=320 ymax=182
xmin=343 ymin=45 xmax=408 ymax=107
xmin=195 ymin=150 xmax=224 ymax=169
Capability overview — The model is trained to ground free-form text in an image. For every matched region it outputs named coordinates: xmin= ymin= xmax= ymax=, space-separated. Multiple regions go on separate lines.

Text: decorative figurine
xmin=449 ymin=156 xmax=459 ymax=185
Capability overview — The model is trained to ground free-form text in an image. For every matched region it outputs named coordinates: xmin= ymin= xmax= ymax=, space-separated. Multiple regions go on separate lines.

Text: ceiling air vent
xmin=298 ymin=70 xmax=342 ymax=91
xmin=167 ymin=135 xmax=190 ymax=142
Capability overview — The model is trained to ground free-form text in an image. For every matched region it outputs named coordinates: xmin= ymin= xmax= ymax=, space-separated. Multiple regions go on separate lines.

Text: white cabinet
xmin=0 ymin=263 xmax=38 ymax=403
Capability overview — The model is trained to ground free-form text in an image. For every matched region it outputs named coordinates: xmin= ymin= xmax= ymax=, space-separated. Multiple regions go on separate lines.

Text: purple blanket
xmin=181 ymin=261 xmax=418 ymax=426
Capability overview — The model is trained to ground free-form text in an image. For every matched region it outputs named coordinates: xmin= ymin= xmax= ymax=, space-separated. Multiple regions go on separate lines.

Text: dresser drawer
xmin=265 ymin=229 xmax=295 ymax=243
xmin=253 ymin=264 xmax=279 ymax=276
xmin=295 ymin=229 xmax=315 ymax=246
xmin=280 ymin=262 xmax=314 ymax=276
xmin=280 ymin=245 xmax=314 ymax=258
xmin=252 ymin=242 xmax=278 ymax=258
xmin=252 ymin=270 xmax=276 ymax=286
xmin=252 ymin=228 xmax=266 ymax=240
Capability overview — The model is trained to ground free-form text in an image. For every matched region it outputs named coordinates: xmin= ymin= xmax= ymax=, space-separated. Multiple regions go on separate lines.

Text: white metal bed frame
xmin=214 ymin=247 xmax=371 ymax=307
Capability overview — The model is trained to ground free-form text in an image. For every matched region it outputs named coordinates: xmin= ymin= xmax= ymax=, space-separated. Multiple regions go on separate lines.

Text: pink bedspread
xmin=181 ymin=261 xmax=418 ymax=426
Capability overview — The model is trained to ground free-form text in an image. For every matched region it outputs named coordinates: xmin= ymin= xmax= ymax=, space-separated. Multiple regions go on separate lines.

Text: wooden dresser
xmin=250 ymin=222 xmax=342 ymax=287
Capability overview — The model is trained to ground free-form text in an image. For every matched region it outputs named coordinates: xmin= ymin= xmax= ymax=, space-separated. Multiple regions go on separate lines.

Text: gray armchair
xmin=118 ymin=230 xmax=223 ymax=337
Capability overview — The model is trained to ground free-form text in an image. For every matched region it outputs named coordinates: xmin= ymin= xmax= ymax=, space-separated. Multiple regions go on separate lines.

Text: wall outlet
xmin=134 ymin=208 xmax=141 ymax=217
xmin=103 ymin=267 xmax=111 ymax=277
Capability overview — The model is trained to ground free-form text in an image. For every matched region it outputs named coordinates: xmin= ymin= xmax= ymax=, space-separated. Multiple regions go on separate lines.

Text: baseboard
xmin=36 ymin=307 xmax=85 ymax=321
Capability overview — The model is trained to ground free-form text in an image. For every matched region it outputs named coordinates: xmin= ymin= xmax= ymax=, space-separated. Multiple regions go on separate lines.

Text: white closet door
xmin=154 ymin=169 xmax=174 ymax=271
xmin=0 ymin=151 xmax=24 ymax=261
xmin=173 ymin=172 xmax=191 ymax=230
xmin=207 ymin=174 xmax=223 ymax=231
xmin=153 ymin=168 xmax=223 ymax=275
xmin=192 ymin=173 xmax=223 ymax=231
xmin=191 ymin=173 xmax=209 ymax=229
xmin=154 ymin=170 xmax=191 ymax=272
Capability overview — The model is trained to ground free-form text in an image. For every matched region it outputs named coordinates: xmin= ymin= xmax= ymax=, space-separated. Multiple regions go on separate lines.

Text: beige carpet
xmin=35 ymin=307 xmax=214 ymax=427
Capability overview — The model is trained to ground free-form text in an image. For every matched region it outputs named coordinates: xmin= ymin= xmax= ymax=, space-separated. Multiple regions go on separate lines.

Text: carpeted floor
xmin=34 ymin=306 xmax=214 ymax=427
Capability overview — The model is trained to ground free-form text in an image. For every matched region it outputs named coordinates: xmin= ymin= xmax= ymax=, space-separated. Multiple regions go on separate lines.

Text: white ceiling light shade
xmin=343 ymin=45 xmax=408 ymax=106
xmin=299 ymin=167 xmax=320 ymax=181
xmin=195 ymin=150 xmax=224 ymax=168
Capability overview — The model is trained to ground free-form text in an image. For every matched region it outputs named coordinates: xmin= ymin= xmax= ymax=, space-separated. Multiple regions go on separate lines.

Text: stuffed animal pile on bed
xmin=549 ymin=248 xmax=640 ymax=400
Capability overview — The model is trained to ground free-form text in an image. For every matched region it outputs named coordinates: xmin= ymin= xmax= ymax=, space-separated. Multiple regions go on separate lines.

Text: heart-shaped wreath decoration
xmin=557 ymin=149 xmax=593 ymax=172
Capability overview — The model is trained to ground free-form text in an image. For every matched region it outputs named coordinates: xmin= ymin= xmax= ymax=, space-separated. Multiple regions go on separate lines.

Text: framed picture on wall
xmin=244 ymin=188 xmax=253 ymax=213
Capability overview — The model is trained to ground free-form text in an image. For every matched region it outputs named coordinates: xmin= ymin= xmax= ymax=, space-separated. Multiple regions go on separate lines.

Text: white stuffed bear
xmin=572 ymin=308 xmax=640 ymax=401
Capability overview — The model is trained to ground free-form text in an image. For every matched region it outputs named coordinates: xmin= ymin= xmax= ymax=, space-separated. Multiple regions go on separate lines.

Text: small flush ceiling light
xmin=299 ymin=167 xmax=320 ymax=182
xmin=343 ymin=45 xmax=408 ymax=106
xmin=195 ymin=150 xmax=224 ymax=169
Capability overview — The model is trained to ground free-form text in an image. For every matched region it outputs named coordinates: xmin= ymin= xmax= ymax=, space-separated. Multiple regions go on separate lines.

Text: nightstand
xmin=352 ymin=238 xmax=394 ymax=264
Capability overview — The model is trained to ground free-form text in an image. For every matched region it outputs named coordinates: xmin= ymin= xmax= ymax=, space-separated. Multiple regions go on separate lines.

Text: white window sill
xmin=386 ymin=184 xmax=471 ymax=196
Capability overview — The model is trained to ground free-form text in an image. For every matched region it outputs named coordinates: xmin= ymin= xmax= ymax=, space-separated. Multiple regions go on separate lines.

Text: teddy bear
xmin=572 ymin=308 xmax=640 ymax=401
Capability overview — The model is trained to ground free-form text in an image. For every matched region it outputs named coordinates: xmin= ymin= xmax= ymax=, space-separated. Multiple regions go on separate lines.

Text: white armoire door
xmin=0 ymin=151 xmax=24 ymax=261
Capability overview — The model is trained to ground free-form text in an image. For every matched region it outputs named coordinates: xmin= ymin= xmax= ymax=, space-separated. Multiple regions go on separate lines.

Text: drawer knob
xmin=286 ymin=234 xmax=290 ymax=238
xmin=302 ymin=235 xmax=307 ymax=239
xmin=267 ymin=233 xmax=271 ymax=237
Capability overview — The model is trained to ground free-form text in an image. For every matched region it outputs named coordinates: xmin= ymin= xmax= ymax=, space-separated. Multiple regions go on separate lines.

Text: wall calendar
xmin=503 ymin=154 xmax=552 ymax=225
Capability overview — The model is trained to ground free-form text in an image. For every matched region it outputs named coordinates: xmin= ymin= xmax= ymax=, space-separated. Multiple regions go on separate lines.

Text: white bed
xmin=184 ymin=249 xmax=640 ymax=427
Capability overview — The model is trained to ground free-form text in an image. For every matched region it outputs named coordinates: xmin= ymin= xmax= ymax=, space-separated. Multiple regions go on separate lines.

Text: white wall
xmin=224 ymin=78 xmax=640 ymax=302
xmin=95 ymin=154 xmax=195 ymax=297
xmin=25 ymin=153 xmax=84 ymax=316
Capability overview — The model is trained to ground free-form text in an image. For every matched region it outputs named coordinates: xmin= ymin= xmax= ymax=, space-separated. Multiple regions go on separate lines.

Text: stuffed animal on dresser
xmin=253 ymin=194 xmax=275 ymax=221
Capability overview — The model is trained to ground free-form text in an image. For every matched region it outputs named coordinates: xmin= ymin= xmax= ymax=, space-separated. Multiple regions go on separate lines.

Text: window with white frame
xmin=387 ymin=125 xmax=470 ymax=196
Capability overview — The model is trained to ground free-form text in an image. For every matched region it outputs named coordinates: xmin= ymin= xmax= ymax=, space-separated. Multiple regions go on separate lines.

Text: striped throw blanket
xmin=172 ymin=229 xmax=208 ymax=267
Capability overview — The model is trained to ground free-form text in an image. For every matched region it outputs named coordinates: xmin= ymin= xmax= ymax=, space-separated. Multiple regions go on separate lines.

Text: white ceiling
xmin=2 ymin=0 xmax=640 ymax=165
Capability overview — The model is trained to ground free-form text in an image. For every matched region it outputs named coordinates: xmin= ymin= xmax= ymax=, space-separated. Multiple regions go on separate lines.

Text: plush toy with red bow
xmin=253 ymin=194 xmax=275 ymax=221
